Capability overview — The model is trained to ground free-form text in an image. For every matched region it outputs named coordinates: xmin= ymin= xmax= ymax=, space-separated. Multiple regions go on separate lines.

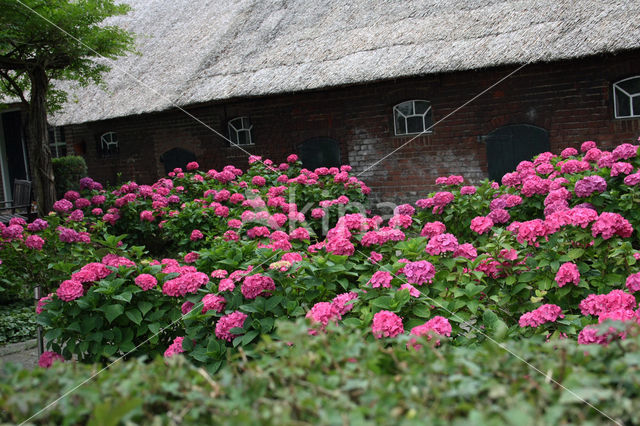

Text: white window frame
xmin=228 ymin=117 xmax=253 ymax=146
xmin=613 ymin=76 xmax=640 ymax=119
xmin=100 ymin=131 xmax=119 ymax=153
xmin=49 ymin=126 xmax=67 ymax=158
xmin=393 ymin=100 xmax=433 ymax=135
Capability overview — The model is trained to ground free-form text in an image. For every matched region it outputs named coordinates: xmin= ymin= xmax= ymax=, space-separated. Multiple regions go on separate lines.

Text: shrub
xmin=1 ymin=320 xmax=639 ymax=425
xmin=0 ymin=301 xmax=37 ymax=345
xmin=52 ymin=156 xmax=87 ymax=198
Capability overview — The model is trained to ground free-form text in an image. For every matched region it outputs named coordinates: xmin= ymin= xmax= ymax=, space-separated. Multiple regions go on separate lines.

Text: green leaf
xmin=112 ymin=291 xmax=132 ymax=303
xmin=137 ymin=301 xmax=153 ymax=316
xmin=566 ymin=248 xmax=584 ymax=261
xmin=412 ymin=304 xmax=431 ymax=319
xmin=103 ymin=345 xmax=117 ymax=357
xmin=148 ymin=322 xmax=161 ymax=335
xmin=242 ymin=330 xmax=260 ymax=345
xmin=101 ymin=304 xmax=124 ymax=323
xmin=125 ymin=309 xmax=142 ymax=325
xmin=370 ymin=296 xmax=393 ymax=310
xmin=265 ymin=295 xmax=283 ymax=311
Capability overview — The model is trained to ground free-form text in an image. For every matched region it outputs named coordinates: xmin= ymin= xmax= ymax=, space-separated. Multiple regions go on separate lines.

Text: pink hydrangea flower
xmin=574 ymin=176 xmax=607 ymax=198
xmin=306 ymin=302 xmax=340 ymax=334
xmin=626 ymin=273 xmax=640 ymax=293
xmin=53 ymin=199 xmax=73 ymax=213
xmin=162 ymin=272 xmax=209 ymax=297
xmin=403 ymin=260 xmax=435 ymax=285
xmin=36 ymin=293 xmax=53 ymax=314
xmin=460 ymin=185 xmax=476 ymax=195
xmin=38 ymin=351 xmax=64 ymax=368
xmin=287 ymin=154 xmax=298 ymax=162
xmin=332 ymin=292 xmax=358 ymax=316
xmin=579 ymin=289 xmax=636 ymax=317
xmin=368 ymin=271 xmax=393 ymax=288
xmin=368 ymin=251 xmax=383 ymax=264
xmin=190 ymin=229 xmax=204 ymax=241
xmin=581 ymin=141 xmax=597 ymax=152
xmin=399 ymin=283 xmax=420 ymax=297
xmin=140 ymin=210 xmax=154 ymax=222
xmin=184 ymin=251 xmax=199 ymax=263
xmin=470 ymin=216 xmax=493 ymax=234
xmin=425 ymin=233 xmax=458 ymax=255
xmin=453 ymin=243 xmax=477 ymax=260
xmin=135 ymin=274 xmax=158 ymax=291
xmin=164 ymin=336 xmax=185 ymax=358
xmin=408 ymin=316 xmax=452 ymax=348
xmin=372 ymin=310 xmax=404 ymax=338
xmin=518 ymin=304 xmax=564 ymax=328
xmin=201 ymin=294 xmax=226 ymax=313
xmin=218 ymin=278 xmax=235 ymax=292
xmin=420 ymin=221 xmax=446 ymax=238
xmin=25 ymin=234 xmax=45 ymax=250
xmin=252 ymin=176 xmax=266 ymax=186
xmin=56 ymin=279 xmax=84 ymax=301
xmin=241 ymin=274 xmax=276 ymax=299
xmin=560 ymin=147 xmax=578 ymax=158
xmin=181 ymin=301 xmax=194 ymax=315
xmin=215 ymin=311 xmax=248 ymax=341
xmin=186 ymin=161 xmax=199 ymax=170
xmin=555 ymin=262 xmax=580 ymax=287
xmin=591 ymin=212 xmax=633 ymax=240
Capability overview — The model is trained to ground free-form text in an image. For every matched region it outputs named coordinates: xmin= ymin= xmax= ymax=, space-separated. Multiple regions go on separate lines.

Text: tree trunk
xmin=26 ymin=66 xmax=56 ymax=217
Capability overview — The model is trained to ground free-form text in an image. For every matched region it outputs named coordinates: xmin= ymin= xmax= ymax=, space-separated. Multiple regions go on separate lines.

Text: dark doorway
xmin=160 ymin=147 xmax=197 ymax=175
xmin=1 ymin=111 xmax=29 ymax=201
xmin=298 ymin=137 xmax=341 ymax=171
xmin=483 ymin=124 xmax=549 ymax=181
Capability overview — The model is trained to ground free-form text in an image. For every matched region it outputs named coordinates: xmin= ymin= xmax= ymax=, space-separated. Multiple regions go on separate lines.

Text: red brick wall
xmin=64 ymin=50 xmax=640 ymax=203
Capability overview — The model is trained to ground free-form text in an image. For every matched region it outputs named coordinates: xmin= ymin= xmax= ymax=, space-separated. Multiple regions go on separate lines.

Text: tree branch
xmin=0 ymin=55 xmax=29 ymax=70
xmin=0 ymin=69 xmax=28 ymax=104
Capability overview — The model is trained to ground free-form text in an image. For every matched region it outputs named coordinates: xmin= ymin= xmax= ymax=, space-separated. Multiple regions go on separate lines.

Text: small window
xmin=100 ymin=131 xmax=119 ymax=156
xmin=393 ymin=100 xmax=433 ymax=135
xmin=47 ymin=126 xmax=67 ymax=158
xmin=613 ymin=76 xmax=640 ymax=118
xmin=228 ymin=117 xmax=253 ymax=146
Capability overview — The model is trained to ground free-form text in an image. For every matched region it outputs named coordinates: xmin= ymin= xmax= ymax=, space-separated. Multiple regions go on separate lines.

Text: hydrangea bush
xmin=3 ymin=140 xmax=640 ymax=374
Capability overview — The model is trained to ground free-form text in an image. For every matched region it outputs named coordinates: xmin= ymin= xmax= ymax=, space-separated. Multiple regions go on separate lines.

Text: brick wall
xmin=65 ymin=50 xmax=640 ymax=203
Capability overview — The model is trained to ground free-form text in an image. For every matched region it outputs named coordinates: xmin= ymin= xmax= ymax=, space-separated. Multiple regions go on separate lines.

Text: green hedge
xmin=52 ymin=156 xmax=87 ymax=198
xmin=1 ymin=320 xmax=638 ymax=425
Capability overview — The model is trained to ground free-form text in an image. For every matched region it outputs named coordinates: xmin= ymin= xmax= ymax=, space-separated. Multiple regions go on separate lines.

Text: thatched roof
xmin=50 ymin=0 xmax=640 ymax=126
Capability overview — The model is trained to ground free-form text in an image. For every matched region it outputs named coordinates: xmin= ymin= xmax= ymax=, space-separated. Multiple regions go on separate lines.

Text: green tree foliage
xmin=0 ymin=0 xmax=134 ymax=215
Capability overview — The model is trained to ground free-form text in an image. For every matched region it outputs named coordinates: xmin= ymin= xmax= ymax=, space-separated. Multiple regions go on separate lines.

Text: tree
xmin=0 ymin=0 xmax=134 ymax=216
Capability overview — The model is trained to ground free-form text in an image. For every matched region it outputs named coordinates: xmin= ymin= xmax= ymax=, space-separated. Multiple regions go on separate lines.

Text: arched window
xmin=228 ymin=117 xmax=253 ymax=146
xmin=100 ymin=131 xmax=119 ymax=156
xmin=393 ymin=100 xmax=433 ymax=135
xmin=613 ymin=76 xmax=640 ymax=118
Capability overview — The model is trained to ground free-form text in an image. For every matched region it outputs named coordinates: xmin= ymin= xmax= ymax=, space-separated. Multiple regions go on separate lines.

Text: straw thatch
xmin=49 ymin=0 xmax=640 ymax=125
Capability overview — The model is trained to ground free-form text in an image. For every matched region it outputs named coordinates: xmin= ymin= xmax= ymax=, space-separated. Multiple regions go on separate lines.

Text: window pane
xmin=395 ymin=102 xmax=413 ymax=116
xmin=395 ymin=116 xmax=406 ymax=135
xmin=60 ymin=145 xmax=67 ymax=157
xmin=238 ymin=130 xmax=250 ymax=145
xmin=616 ymin=87 xmax=631 ymax=117
xmin=424 ymin=112 xmax=434 ymax=130
xmin=618 ymin=77 xmax=640 ymax=95
xmin=633 ymin=96 xmax=640 ymax=117
xmin=407 ymin=116 xmax=423 ymax=133
xmin=414 ymin=101 xmax=430 ymax=115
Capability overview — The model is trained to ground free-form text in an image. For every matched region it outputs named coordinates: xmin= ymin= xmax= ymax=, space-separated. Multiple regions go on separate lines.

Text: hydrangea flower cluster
xmin=518 ymin=304 xmax=564 ymax=328
xmin=371 ymin=310 xmax=404 ymax=338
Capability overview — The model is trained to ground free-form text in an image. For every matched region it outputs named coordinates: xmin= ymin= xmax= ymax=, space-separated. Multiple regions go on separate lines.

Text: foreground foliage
xmin=1 ymin=321 xmax=639 ymax=425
